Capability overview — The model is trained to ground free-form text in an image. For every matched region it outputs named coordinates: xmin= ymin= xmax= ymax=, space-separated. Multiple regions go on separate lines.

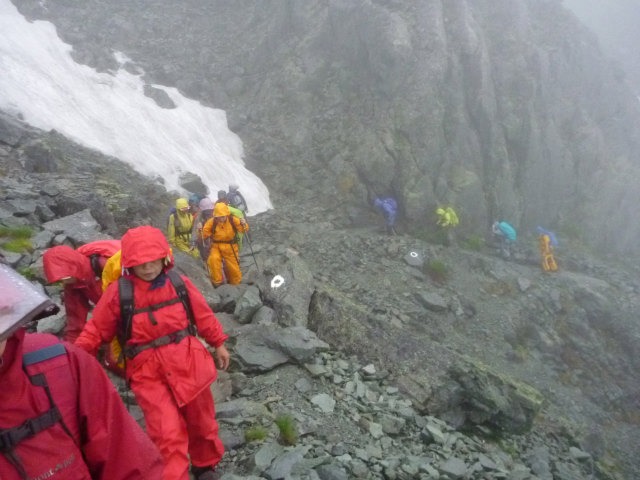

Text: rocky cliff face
xmin=13 ymin=0 xmax=640 ymax=256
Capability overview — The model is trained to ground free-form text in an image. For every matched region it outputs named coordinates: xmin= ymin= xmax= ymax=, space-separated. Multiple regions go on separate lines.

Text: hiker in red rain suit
xmin=75 ymin=226 xmax=230 ymax=480
xmin=43 ymin=240 xmax=120 ymax=342
xmin=0 ymin=263 xmax=163 ymax=480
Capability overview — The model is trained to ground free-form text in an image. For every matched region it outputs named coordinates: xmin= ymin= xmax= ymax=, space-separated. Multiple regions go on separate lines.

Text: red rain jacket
xmin=43 ymin=240 xmax=120 ymax=342
xmin=0 ymin=330 xmax=163 ymax=479
xmin=75 ymin=227 xmax=228 ymax=407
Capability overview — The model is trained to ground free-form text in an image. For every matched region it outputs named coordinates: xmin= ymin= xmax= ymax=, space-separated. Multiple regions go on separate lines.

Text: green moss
xmin=498 ymin=438 xmax=519 ymax=458
xmin=244 ymin=425 xmax=268 ymax=443
xmin=275 ymin=414 xmax=298 ymax=446
xmin=2 ymin=238 xmax=33 ymax=253
xmin=0 ymin=225 xmax=33 ymax=239
xmin=0 ymin=226 xmax=34 ymax=253
xmin=17 ymin=266 xmax=37 ymax=280
xmin=461 ymin=354 xmax=545 ymax=412
xmin=595 ymin=456 xmax=625 ymax=480
xmin=426 ymin=259 xmax=449 ymax=284
xmin=513 ymin=344 xmax=528 ymax=362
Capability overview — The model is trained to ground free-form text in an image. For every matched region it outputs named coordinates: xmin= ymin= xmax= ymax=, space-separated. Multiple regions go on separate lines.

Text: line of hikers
xmin=9 ymin=218 xmax=235 ymax=479
xmin=167 ymin=186 xmax=249 ymax=287
xmin=8 ymin=185 xmax=253 ymax=479
xmin=372 ymin=195 xmax=558 ymax=271
xmin=3 ymin=186 xmax=562 ymax=479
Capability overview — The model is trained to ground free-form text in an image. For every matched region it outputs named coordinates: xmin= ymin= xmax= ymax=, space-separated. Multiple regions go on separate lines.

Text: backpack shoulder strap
xmin=23 ymin=343 xmax=67 ymax=366
xmin=166 ymin=271 xmax=196 ymax=332
xmin=118 ymin=277 xmax=135 ymax=347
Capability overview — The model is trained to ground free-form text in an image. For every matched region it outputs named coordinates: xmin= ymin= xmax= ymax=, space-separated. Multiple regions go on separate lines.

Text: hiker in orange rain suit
xmin=202 ymin=202 xmax=249 ymax=287
xmin=74 ymin=226 xmax=230 ymax=480
xmin=42 ymin=240 xmax=120 ymax=342
xmin=539 ymin=233 xmax=558 ymax=272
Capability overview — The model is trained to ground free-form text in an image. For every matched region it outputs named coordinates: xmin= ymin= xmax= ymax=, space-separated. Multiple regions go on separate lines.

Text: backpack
xmin=116 ymin=270 xmax=197 ymax=362
xmin=227 ymin=191 xmax=248 ymax=213
xmin=167 ymin=207 xmax=179 ymax=229
xmin=168 ymin=208 xmax=193 ymax=237
xmin=1 ymin=342 xmax=76 ymax=478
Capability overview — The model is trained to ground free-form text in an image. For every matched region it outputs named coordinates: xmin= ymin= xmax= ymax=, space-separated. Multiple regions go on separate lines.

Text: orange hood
xmin=213 ymin=202 xmax=230 ymax=217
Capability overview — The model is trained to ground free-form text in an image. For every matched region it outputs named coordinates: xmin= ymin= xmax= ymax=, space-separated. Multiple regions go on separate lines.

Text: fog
xmin=563 ymin=0 xmax=640 ymax=93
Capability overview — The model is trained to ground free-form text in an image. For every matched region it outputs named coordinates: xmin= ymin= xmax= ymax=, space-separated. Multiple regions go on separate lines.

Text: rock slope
xmin=2 ymin=116 xmax=639 ymax=478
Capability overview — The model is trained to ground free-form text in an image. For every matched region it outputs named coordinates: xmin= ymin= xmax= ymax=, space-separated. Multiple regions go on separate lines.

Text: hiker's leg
xmin=183 ymin=387 xmax=224 ymax=469
xmin=223 ymin=245 xmax=242 ymax=284
xmin=131 ymin=375 xmax=189 ymax=480
xmin=208 ymin=246 xmax=224 ymax=285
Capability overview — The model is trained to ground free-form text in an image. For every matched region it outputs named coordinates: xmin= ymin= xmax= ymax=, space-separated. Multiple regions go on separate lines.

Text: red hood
xmin=43 ymin=245 xmax=94 ymax=284
xmin=121 ymin=226 xmax=173 ymax=269
xmin=76 ymin=239 xmax=121 ymax=258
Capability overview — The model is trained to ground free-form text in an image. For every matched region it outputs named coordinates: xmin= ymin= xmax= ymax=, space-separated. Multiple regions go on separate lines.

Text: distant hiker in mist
xmin=492 ymin=220 xmax=517 ymax=259
xmin=537 ymin=226 xmax=558 ymax=272
xmin=436 ymin=206 xmax=459 ymax=245
xmin=227 ymin=184 xmax=248 ymax=213
xmin=373 ymin=196 xmax=398 ymax=235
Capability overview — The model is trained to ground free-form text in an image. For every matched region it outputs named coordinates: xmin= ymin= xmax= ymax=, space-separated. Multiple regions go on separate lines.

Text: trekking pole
xmin=243 ymin=231 xmax=260 ymax=273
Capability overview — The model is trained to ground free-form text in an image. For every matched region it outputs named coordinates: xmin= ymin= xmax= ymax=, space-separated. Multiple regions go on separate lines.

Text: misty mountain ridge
xmin=10 ymin=0 xmax=640 ymax=258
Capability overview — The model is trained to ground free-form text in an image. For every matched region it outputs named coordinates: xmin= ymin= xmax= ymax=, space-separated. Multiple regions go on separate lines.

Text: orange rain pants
xmin=539 ymin=234 xmax=558 ymax=272
xmin=202 ymin=214 xmax=248 ymax=286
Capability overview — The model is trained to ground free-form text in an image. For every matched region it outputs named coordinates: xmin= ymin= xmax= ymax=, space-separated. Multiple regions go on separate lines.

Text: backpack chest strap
xmin=0 ymin=408 xmax=62 ymax=453
xmin=134 ymin=297 xmax=182 ymax=325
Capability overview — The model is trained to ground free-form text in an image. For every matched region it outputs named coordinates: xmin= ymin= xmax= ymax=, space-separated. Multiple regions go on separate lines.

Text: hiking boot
xmin=192 ymin=466 xmax=220 ymax=480
xmin=197 ymin=471 xmax=220 ymax=480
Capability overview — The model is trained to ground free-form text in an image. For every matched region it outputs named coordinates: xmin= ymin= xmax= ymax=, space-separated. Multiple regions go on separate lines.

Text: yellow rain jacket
xmin=168 ymin=198 xmax=198 ymax=257
xmin=436 ymin=207 xmax=459 ymax=228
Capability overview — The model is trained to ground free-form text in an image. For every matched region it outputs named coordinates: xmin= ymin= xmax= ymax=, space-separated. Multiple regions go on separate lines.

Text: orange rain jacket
xmin=202 ymin=202 xmax=249 ymax=286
